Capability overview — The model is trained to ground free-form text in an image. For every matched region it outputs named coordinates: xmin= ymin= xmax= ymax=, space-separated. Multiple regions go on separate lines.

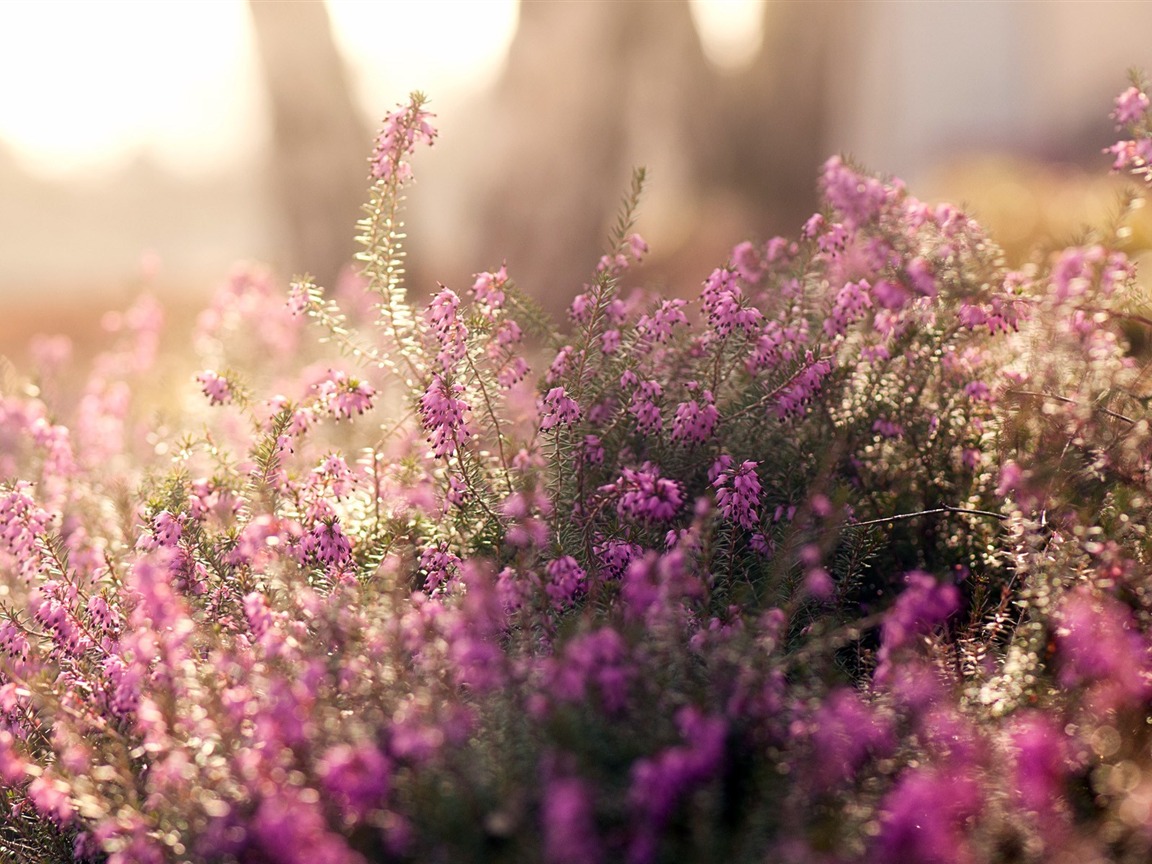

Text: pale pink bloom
xmin=196 ymin=370 xmax=233 ymax=405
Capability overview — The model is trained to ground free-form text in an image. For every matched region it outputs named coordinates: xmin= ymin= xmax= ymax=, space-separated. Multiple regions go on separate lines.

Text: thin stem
xmin=464 ymin=351 xmax=513 ymax=496
xmin=850 ymin=505 xmax=1006 ymax=529
xmin=1006 ymin=388 xmax=1135 ymax=424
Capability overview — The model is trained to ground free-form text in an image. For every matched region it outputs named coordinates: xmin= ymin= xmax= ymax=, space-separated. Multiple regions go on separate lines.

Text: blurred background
xmin=3 ymin=0 xmax=1152 ymax=355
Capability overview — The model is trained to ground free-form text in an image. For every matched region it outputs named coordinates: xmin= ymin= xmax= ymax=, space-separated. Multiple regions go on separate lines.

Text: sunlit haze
xmin=0 ymin=0 xmax=753 ymax=179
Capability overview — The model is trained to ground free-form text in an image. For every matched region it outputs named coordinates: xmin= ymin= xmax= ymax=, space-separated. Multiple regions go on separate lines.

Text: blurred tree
xmin=447 ymin=0 xmax=849 ymax=317
xmin=249 ymin=0 xmax=368 ymax=290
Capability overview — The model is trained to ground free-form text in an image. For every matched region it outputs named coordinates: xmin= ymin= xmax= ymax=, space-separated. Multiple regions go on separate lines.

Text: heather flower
xmin=731 ymin=240 xmax=763 ymax=283
xmin=544 ymin=555 xmax=586 ymax=607
xmin=872 ymin=418 xmax=904 ymax=439
xmin=315 ymin=369 xmax=375 ymax=420
xmin=425 ymin=286 xmax=468 ymax=371
xmin=746 ymin=318 xmax=806 ymax=372
xmin=628 ymin=232 xmax=649 ymax=262
xmin=774 ymin=353 xmax=834 ymax=421
xmin=539 ymin=386 xmax=581 ymax=430
xmin=628 ymin=707 xmax=726 ymax=864
xmin=593 ymin=536 xmax=642 ymax=580
xmin=871 ymin=277 xmax=911 ymax=311
xmin=670 ymin=391 xmax=718 ymax=445
xmin=823 ymin=278 xmax=872 ymax=338
xmin=874 ymin=768 xmax=981 ymax=864
xmin=606 ymin=462 xmax=684 ymax=523
xmin=1006 ymin=712 xmax=1070 ymax=816
xmin=581 ymin=434 xmax=605 ymax=465
xmin=713 ymin=459 xmax=760 ymax=530
xmin=471 ymin=264 xmax=508 ymax=312
xmin=1113 ymin=85 xmax=1150 ymax=126
xmin=636 ymin=299 xmax=688 ymax=344
xmin=809 ymin=688 xmax=893 ymax=789
xmin=420 ymin=543 xmax=461 ymax=593
xmin=370 ymin=94 xmax=436 ymax=184
xmin=700 ymin=268 xmax=762 ymax=336
xmin=301 ymin=517 xmax=353 ymax=569
xmin=599 ymin=328 xmax=620 ymax=354
xmin=568 ymin=291 xmax=594 ymax=324
xmin=196 ymin=369 xmax=233 ymax=405
xmin=419 ymin=374 xmax=471 ymax=457
xmin=904 ymin=256 xmax=936 ymax=297
xmin=551 ymin=627 xmax=633 ymax=713
xmin=1054 ymin=587 xmax=1151 ymax=712
xmin=821 ymin=155 xmax=889 ymax=226
xmin=881 ymin=571 xmax=960 ymax=654
xmin=318 ymin=743 xmax=391 ymax=822
xmin=497 ymin=355 xmax=530 ymax=388
xmin=628 ymin=379 xmax=663 ymax=434
xmin=543 ymin=775 xmax=602 ymax=864
xmin=546 ymin=345 xmax=576 ymax=384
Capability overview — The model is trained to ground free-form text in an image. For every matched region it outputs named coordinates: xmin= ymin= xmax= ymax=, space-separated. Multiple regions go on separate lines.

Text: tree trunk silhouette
xmin=248 ymin=0 xmax=369 ymax=290
xmin=452 ymin=0 xmax=858 ymax=316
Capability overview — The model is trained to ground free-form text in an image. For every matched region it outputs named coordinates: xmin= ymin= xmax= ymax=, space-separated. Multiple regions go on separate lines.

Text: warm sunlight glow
xmin=0 ymin=1 xmax=261 ymax=177
xmin=689 ymin=0 xmax=763 ymax=70
xmin=327 ymin=0 xmax=519 ymax=114
xmin=0 ymin=0 xmax=751 ymax=178
xmin=0 ymin=0 xmax=518 ymax=179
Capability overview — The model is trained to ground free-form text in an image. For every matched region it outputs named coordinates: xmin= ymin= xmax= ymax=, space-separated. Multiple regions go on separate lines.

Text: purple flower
xmin=543 ymin=776 xmax=602 ymax=864
xmin=1113 ymin=85 xmax=1150 ymax=127
xmin=315 ymin=369 xmax=375 ymax=420
xmin=628 ymin=379 xmax=664 ymax=435
xmin=552 ymin=627 xmax=633 ymax=713
xmin=196 ymin=369 xmax=233 ymax=405
xmin=713 ymin=459 xmax=760 ymax=530
xmin=539 ymin=386 xmax=581 ymax=430
xmin=820 ymin=155 xmax=891 ymax=227
xmin=370 ymin=96 xmax=436 ymax=184
xmin=605 ymin=462 xmax=684 ymax=523
xmin=670 ymin=391 xmax=718 ymax=445
xmin=774 ymin=353 xmax=834 ymax=421
xmin=1054 ymin=587 xmax=1151 ymax=712
xmin=318 ymin=744 xmax=391 ymax=822
xmin=874 ymin=768 xmax=980 ymax=864
xmin=809 ymin=688 xmax=892 ymax=789
xmin=545 ymin=556 xmax=586 ymax=608
xmin=419 ymin=374 xmax=471 ymax=457
xmin=636 ymin=299 xmax=688 ymax=344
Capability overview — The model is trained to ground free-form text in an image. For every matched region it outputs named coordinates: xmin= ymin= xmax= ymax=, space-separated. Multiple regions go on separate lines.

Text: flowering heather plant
xmin=6 ymin=79 xmax=1152 ymax=863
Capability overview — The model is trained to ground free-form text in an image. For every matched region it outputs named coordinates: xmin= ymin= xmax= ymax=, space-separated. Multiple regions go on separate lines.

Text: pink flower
xmin=471 ymin=264 xmax=508 ymax=311
xmin=628 ymin=232 xmax=649 ymax=262
xmin=196 ymin=370 xmax=233 ymax=405
xmin=318 ymin=744 xmax=391 ymax=822
xmin=315 ymin=370 xmax=375 ymax=420
xmin=713 ymin=459 xmax=760 ymax=530
xmin=774 ymin=353 xmax=834 ymax=421
xmin=370 ymin=95 xmax=437 ymax=184
xmin=419 ymin=375 xmax=471 ymax=457
xmin=425 ymin=287 xmax=468 ymax=371
xmin=823 ymin=279 xmax=872 ymax=338
xmin=545 ymin=555 xmax=586 ymax=607
xmin=700 ymin=268 xmax=762 ymax=337
xmin=670 ymin=391 xmax=718 ymax=445
xmin=604 ymin=462 xmax=683 ymax=523
xmin=539 ymin=387 xmax=581 ymax=430
xmin=628 ymin=380 xmax=663 ymax=435
xmin=820 ymin=155 xmax=889 ymax=226
xmin=543 ymin=776 xmax=602 ymax=864
xmin=301 ymin=518 xmax=353 ymax=569
xmin=1113 ymin=85 xmax=1150 ymax=127
xmin=636 ymin=299 xmax=688 ymax=344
